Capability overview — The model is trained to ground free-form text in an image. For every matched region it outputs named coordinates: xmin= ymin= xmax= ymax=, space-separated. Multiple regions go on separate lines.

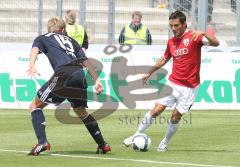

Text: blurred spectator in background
xmin=119 ymin=11 xmax=152 ymax=45
xmin=158 ymin=0 xmax=168 ymax=8
xmin=231 ymin=0 xmax=236 ymax=13
xmin=65 ymin=10 xmax=88 ymax=50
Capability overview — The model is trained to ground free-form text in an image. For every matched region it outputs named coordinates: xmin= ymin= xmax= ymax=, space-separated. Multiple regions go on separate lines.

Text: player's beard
xmin=173 ymin=31 xmax=181 ymax=38
xmin=174 ymin=29 xmax=185 ymax=38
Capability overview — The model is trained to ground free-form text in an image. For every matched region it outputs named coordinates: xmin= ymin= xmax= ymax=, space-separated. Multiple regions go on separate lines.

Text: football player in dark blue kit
xmin=26 ymin=17 xmax=111 ymax=156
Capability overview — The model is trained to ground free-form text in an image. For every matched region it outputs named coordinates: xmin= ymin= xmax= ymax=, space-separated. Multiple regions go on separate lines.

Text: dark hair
xmin=169 ymin=10 xmax=186 ymax=24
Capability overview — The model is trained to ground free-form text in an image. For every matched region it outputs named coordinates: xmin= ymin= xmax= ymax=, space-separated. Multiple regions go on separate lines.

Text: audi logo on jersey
xmin=174 ymin=48 xmax=188 ymax=57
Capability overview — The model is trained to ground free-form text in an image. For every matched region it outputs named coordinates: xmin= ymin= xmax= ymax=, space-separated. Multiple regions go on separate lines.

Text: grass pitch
xmin=0 ymin=109 xmax=239 ymax=167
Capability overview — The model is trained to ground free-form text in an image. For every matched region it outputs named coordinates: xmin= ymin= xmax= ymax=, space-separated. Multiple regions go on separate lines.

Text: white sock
xmin=134 ymin=111 xmax=154 ymax=135
xmin=164 ymin=121 xmax=180 ymax=143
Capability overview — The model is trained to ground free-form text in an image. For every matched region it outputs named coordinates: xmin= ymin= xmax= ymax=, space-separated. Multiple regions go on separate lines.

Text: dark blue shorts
xmin=37 ymin=69 xmax=88 ymax=108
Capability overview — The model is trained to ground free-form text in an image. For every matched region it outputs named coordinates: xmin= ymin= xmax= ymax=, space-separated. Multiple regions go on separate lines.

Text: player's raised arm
xmin=203 ymin=32 xmax=219 ymax=46
xmin=142 ymin=56 xmax=168 ymax=85
xmin=190 ymin=31 xmax=219 ymax=47
xmin=82 ymin=59 xmax=104 ymax=94
xmin=26 ymin=47 xmax=40 ymax=78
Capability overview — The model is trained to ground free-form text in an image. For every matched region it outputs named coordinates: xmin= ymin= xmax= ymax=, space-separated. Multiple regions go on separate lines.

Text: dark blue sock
xmin=31 ymin=109 xmax=47 ymax=144
xmin=82 ymin=114 xmax=106 ymax=147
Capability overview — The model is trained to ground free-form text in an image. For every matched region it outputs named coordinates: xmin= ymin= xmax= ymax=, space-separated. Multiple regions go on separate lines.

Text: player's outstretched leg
xmin=74 ymin=108 xmax=111 ymax=154
xmin=123 ymin=103 xmax=166 ymax=147
xmin=83 ymin=114 xmax=111 ymax=154
xmin=123 ymin=111 xmax=154 ymax=147
xmin=157 ymin=108 xmax=181 ymax=152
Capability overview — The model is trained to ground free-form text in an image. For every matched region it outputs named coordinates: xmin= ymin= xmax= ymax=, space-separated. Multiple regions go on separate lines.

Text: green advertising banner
xmin=0 ymin=43 xmax=239 ymax=109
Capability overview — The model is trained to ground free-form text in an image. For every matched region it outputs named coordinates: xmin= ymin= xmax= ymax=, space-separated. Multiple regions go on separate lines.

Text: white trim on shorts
xmin=156 ymin=80 xmax=199 ymax=114
xmin=40 ymin=77 xmax=58 ymax=102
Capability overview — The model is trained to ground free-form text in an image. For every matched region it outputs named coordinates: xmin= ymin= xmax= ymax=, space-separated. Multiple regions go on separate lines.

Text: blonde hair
xmin=47 ymin=17 xmax=66 ymax=33
xmin=132 ymin=11 xmax=142 ymax=19
xmin=65 ymin=10 xmax=77 ymax=25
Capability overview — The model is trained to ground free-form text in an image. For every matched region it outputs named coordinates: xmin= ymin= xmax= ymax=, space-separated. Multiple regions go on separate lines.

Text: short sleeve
xmin=76 ymin=47 xmax=88 ymax=62
xmin=32 ymin=36 xmax=47 ymax=53
xmin=164 ymin=41 xmax=172 ymax=60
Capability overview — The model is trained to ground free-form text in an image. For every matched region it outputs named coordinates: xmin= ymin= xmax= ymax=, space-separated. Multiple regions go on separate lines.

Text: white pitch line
xmin=0 ymin=149 xmax=235 ymax=167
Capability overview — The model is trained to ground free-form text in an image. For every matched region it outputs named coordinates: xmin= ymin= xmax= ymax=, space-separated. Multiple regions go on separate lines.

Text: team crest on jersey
xmin=183 ymin=38 xmax=190 ymax=46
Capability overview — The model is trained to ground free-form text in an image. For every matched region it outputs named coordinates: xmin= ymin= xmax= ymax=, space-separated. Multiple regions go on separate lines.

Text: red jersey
xmin=164 ymin=30 xmax=203 ymax=88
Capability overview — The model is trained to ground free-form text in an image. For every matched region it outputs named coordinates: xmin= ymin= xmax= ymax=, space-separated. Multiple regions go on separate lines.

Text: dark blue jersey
xmin=32 ymin=32 xmax=87 ymax=71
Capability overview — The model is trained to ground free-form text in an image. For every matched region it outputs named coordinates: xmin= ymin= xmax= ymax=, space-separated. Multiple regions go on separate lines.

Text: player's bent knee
xmin=171 ymin=111 xmax=182 ymax=124
xmin=29 ymin=97 xmax=46 ymax=111
xmin=151 ymin=103 xmax=166 ymax=118
xmin=151 ymin=111 xmax=159 ymax=118
xmin=29 ymin=101 xmax=37 ymax=111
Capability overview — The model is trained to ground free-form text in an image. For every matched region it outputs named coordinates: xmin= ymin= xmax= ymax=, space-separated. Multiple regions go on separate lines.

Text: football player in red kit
xmin=123 ymin=10 xmax=219 ymax=151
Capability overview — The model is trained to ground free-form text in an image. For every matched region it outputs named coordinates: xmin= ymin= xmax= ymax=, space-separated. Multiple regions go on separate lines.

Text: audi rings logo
xmin=174 ymin=48 xmax=188 ymax=57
